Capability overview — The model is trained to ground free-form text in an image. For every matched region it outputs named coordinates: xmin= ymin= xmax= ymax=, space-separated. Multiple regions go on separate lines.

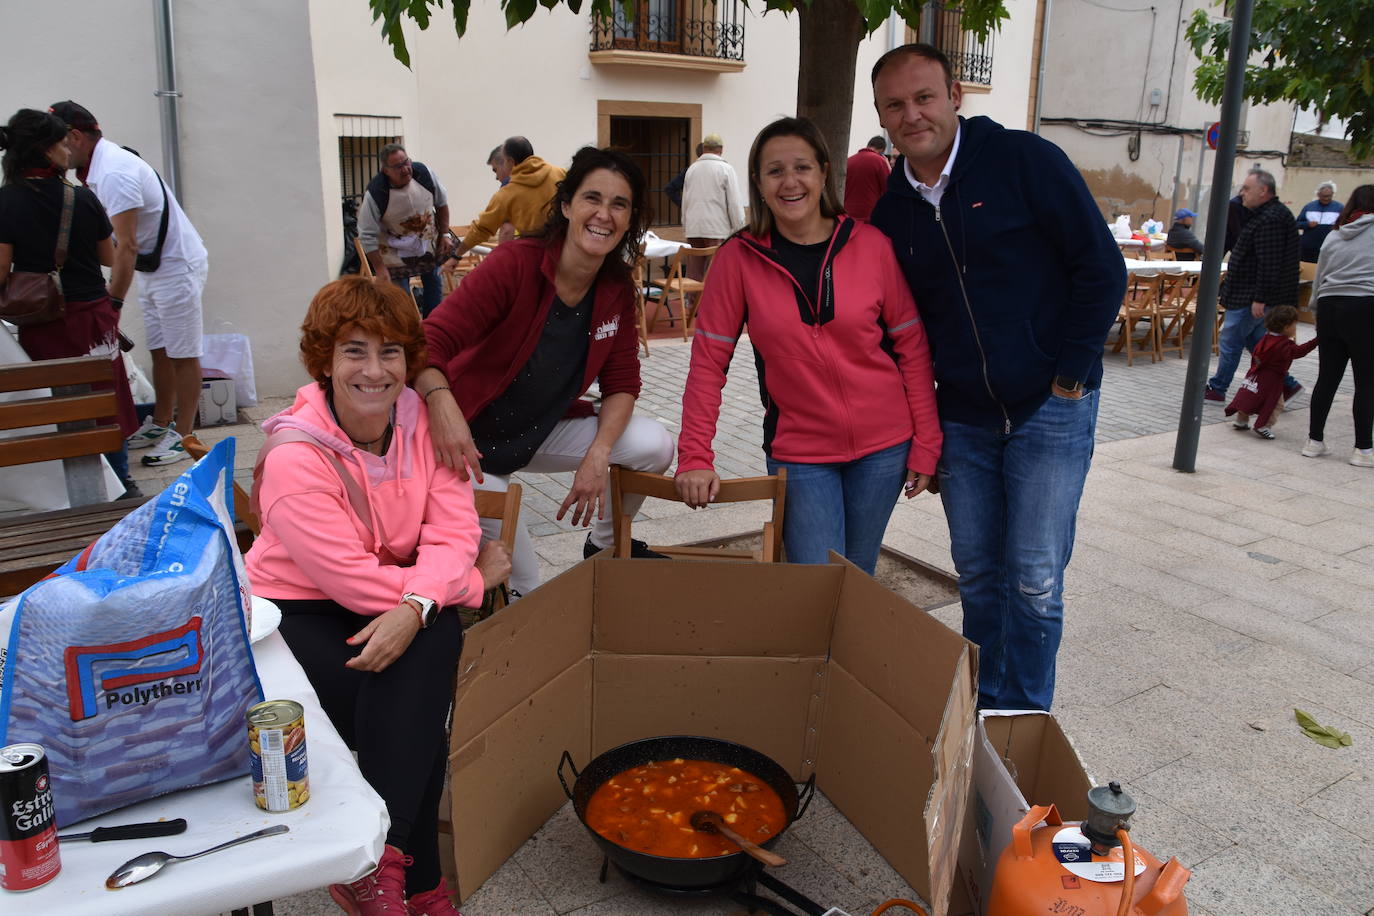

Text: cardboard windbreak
xmin=447 ymin=555 xmax=978 ymax=914
xmin=953 ymin=711 xmax=1095 ymax=916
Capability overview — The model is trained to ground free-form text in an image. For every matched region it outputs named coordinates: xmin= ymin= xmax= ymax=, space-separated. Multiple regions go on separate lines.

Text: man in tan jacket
xmin=450 ymin=137 xmax=564 ymax=260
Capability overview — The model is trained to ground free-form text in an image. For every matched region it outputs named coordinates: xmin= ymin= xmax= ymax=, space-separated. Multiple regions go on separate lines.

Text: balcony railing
xmin=591 ymin=0 xmax=745 ymax=62
xmin=922 ymin=2 xmax=995 ymax=86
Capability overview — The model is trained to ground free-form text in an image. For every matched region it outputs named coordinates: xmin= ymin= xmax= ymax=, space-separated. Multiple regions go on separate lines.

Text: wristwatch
xmin=1054 ymin=376 xmax=1084 ymax=394
xmin=402 ymin=593 xmax=439 ymax=628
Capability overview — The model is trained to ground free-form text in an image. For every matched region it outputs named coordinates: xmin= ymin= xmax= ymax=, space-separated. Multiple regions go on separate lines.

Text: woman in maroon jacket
xmin=416 ymin=147 xmax=674 ymax=596
xmin=676 ymin=118 xmax=940 ymax=574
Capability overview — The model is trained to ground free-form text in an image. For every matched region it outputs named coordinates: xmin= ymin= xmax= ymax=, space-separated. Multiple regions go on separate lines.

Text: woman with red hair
xmin=246 ymin=277 xmax=509 ymax=915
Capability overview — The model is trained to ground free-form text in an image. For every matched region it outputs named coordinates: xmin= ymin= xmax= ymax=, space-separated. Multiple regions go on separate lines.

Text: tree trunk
xmin=796 ymin=0 xmax=868 ymax=197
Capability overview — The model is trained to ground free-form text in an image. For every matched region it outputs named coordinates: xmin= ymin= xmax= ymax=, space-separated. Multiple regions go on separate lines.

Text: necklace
xmin=348 ymin=424 xmax=391 ymax=449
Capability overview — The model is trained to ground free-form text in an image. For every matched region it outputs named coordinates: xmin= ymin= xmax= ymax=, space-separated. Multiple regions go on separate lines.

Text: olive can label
xmin=0 ymin=743 xmax=61 ymax=892
xmin=247 ymin=700 xmax=309 ymax=811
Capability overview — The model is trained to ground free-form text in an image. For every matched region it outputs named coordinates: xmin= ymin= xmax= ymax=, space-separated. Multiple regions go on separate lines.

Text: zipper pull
xmin=1005 ymin=417 xmax=1012 ymax=435
xmin=812 ymin=326 xmax=820 ymax=339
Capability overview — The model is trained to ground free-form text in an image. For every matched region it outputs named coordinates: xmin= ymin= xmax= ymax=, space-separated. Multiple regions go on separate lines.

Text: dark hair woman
xmin=245 ymin=277 xmax=510 ymax=915
xmin=0 ymin=108 xmax=140 ymax=496
xmin=1304 ymin=184 xmax=1374 ymax=466
xmin=676 ymin=117 xmax=942 ymax=574
xmin=416 ymin=146 xmax=675 ymax=598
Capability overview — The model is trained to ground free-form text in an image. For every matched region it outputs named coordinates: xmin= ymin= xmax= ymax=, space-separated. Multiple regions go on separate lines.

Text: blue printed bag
xmin=0 ymin=438 xmax=263 ymax=825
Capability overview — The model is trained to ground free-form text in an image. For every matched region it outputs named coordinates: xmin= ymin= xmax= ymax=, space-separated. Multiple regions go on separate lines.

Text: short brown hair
xmin=1264 ymin=305 xmax=1298 ymax=333
xmin=299 ymin=278 xmax=427 ymax=386
xmin=870 ymin=43 xmax=955 ymax=89
xmin=745 ymin=117 xmax=842 ymax=239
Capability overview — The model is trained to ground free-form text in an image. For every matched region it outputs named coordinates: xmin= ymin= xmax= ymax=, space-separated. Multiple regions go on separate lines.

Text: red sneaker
xmin=329 ymin=845 xmax=411 ymax=914
xmin=407 ymin=878 xmax=462 ymax=916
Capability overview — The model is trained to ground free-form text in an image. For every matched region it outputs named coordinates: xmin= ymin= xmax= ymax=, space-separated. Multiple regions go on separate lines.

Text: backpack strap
xmin=250 ymin=428 xmax=375 ymax=536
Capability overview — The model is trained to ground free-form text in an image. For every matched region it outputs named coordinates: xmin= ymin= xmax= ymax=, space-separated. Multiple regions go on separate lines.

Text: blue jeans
xmin=937 ymin=389 xmax=1098 ymax=710
xmin=392 ymin=268 xmax=444 ymax=318
xmin=766 ymin=441 xmax=908 ymax=575
xmin=1208 ymin=306 xmax=1297 ymax=395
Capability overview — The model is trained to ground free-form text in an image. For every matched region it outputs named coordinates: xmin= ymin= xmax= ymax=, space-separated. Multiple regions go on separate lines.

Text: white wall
xmin=2 ymin=0 xmax=329 ymax=398
xmin=1040 ymin=0 xmax=1295 ymax=230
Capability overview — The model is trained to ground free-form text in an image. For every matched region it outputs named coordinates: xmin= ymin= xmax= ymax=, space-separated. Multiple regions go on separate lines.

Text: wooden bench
xmin=0 ymin=356 xmax=139 ymax=595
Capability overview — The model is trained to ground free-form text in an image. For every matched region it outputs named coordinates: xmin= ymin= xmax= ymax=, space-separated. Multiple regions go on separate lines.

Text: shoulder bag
xmin=0 ymin=181 xmax=74 ymax=327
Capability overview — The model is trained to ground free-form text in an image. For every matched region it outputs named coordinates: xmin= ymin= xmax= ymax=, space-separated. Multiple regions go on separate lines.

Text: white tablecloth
xmin=1123 ymin=258 xmax=1227 ymax=275
xmin=27 ymin=631 xmax=389 ymax=915
xmin=642 ymin=231 xmax=688 ymax=260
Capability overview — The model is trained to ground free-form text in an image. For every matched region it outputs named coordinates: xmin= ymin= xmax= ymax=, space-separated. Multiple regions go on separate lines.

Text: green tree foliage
xmin=1186 ymin=0 xmax=1374 ymax=159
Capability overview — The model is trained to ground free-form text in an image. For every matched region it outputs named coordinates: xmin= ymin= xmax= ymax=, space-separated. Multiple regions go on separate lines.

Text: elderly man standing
xmin=869 ymin=44 xmax=1124 ymax=711
xmin=682 ymin=132 xmax=744 ymax=279
xmin=358 ymin=143 xmax=451 ymax=317
xmin=51 ymin=100 xmax=208 ymax=468
xmin=1205 ymin=170 xmax=1302 ymax=403
xmin=1296 ymin=180 xmax=1342 ymax=264
xmin=843 ymin=135 xmax=891 ymax=222
xmin=451 ymin=136 xmax=564 ymax=260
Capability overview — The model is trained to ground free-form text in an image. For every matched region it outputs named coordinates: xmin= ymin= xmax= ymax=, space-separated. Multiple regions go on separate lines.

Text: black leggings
xmin=276 ymin=598 xmax=462 ymax=895
xmin=1308 ymin=295 xmax=1374 ymax=449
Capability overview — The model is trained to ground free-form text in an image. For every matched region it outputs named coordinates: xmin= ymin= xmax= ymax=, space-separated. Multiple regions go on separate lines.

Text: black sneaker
xmin=583 ymin=534 xmax=670 ymax=560
xmin=117 ymin=479 xmax=144 ymax=500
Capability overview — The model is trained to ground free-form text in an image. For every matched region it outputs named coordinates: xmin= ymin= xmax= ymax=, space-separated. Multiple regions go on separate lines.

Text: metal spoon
xmin=689 ymin=810 xmax=787 ymax=867
xmin=105 ymin=824 xmax=289 ymax=888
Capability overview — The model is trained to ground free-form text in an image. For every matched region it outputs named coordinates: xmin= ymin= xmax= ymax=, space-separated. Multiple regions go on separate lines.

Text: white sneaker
xmin=1351 ymin=448 xmax=1374 ymax=468
xmin=1301 ymin=439 xmax=1329 ymax=458
xmin=141 ymin=427 xmax=188 ymax=466
xmin=126 ymin=415 xmax=170 ymax=449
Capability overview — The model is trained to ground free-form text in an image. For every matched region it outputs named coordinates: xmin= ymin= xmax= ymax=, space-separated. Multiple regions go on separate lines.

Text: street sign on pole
xmin=1206 ymin=121 xmax=1222 ymax=150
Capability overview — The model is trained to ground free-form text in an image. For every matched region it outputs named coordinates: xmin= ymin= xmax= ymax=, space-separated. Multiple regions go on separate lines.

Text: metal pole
xmin=1169 ymin=134 xmax=1184 ymax=217
xmin=1173 ymin=0 xmax=1253 ymax=472
xmin=153 ymin=0 xmax=183 ymax=200
xmin=1031 ymin=0 xmax=1054 ymax=135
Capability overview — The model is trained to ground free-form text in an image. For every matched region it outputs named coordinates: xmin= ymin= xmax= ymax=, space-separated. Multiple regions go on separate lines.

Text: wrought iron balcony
xmin=921 ymin=2 xmax=995 ymax=86
xmin=591 ymin=0 xmax=746 ymax=63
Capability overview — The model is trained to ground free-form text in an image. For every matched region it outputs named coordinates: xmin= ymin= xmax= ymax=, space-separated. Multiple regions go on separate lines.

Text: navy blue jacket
xmin=871 ymin=116 xmax=1125 ymax=430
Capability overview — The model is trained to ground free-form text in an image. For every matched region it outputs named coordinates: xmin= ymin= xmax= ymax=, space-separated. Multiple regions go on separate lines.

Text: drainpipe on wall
xmin=153 ymin=0 xmax=184 ymax=200
xmin=1031 ymin=0 xmax=1053 ymax=135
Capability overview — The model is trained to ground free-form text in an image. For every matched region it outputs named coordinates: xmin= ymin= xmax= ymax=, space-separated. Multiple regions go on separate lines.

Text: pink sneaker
xmin=329 ymin=845 xmax=411 ymax=914
xmin=406 ymin=878 xmax=461 ymax=916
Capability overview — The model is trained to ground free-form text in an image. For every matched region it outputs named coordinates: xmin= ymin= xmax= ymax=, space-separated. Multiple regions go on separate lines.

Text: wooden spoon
xmin=689 ymin=810 xmax=787 ymax=867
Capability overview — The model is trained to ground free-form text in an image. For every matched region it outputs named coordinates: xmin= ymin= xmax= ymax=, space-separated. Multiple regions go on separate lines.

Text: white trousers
xmin=474 ymin=413 xmax=675 ymax=596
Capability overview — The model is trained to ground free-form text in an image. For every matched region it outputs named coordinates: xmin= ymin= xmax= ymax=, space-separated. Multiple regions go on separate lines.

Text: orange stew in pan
xmin=585 ymin=758 xmax=787 ymax=858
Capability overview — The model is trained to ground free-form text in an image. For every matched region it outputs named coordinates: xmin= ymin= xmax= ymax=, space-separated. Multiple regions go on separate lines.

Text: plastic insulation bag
xmin=0 ymin=438 xmax=263 ymax=826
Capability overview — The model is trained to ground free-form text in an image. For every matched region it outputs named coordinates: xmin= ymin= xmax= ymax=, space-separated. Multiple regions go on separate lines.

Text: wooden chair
xmin=1113 ymin=273 xmax=1163 ymax=365
xmin=630 ymin=253 xmax=652 ymax=357
xmin=1165 ymin=245 xmax=1198 ymax=261
xmin=655 ymin=244 xmax=719 ymax=340
xmin=353 ymin=238 xmax=373 ymax=278
xmin=608 ymin=466 xmax=786 ymax=563
xmin=472 ymin=483 xmax=520 ymax=614
xmin=1155 ymin=273 xmax=1197 ymax=359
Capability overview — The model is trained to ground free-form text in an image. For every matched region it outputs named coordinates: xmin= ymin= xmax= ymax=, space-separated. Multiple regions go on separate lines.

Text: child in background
xmin=1226 ymin=305 xmax=1318 ymax=439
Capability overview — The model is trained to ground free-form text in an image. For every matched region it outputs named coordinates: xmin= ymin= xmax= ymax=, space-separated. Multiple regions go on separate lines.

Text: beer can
xmin=0 ymin=743 xmax=61 ymax=891
xmin=247 ymin=700 xmax=309 ymax=812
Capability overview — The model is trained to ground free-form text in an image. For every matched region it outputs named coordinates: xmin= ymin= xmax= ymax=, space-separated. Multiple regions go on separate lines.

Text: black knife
xmin=58 ymin=818 xmax=188 ymax=842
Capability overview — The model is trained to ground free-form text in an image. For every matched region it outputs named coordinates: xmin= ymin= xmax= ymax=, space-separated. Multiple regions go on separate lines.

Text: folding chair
xmin=608 ymin=466 xmax=786 ymax=563
xmin=655 ymin=244 xmax=719 ymax=341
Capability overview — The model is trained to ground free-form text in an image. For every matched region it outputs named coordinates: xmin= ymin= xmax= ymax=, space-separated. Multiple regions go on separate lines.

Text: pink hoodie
xmin=245 ymin=383 xmax=484 ymax=614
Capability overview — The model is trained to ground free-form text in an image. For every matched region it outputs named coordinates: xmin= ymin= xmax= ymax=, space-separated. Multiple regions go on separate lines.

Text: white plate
xmin=250 ymin=595 xmax=282 ymax=642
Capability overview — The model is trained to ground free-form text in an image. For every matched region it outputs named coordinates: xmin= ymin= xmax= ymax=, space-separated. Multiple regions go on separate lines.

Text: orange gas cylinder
xmin=987 ymin=784 xmax=1190 ymax=916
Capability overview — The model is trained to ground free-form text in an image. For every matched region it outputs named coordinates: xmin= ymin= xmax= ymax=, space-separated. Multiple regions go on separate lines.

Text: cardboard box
xmin=198 ymin=377 xmax=236 ymax=426
xmin=447 ymin=556 xmax=978 ymax=913
xmin=954 ymin=711 xmax=1094 ymax=916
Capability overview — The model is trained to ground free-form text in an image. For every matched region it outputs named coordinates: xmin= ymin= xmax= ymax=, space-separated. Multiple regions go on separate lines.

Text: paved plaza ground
xmin=172 ymin=324 xmax=1374 ymax=916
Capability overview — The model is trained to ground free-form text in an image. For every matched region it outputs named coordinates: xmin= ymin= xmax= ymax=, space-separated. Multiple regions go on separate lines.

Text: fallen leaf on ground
xmin=1294 ymin=708 xmax=1353 ymax=749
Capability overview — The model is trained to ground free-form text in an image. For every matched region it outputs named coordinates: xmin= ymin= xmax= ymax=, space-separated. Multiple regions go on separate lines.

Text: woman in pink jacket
xmin=676 ymin=117 xmax=941 ymax=574
xmin=246 ymin=278 xmax=509 ymax=916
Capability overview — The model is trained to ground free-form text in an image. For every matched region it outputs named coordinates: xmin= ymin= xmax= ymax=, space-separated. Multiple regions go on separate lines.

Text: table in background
xmin=28 ymin=629 xmax=389 ymax=916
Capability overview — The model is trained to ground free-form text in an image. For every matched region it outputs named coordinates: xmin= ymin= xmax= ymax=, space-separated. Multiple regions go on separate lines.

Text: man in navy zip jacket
xmin=869 ymin=44 xmax=1125 ymax=711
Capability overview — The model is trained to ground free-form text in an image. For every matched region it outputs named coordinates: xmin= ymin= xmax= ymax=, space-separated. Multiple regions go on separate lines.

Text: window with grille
xmin=610 ymin=115 xmax=691 ymax=227
xmin=592 ymin=0 xmax=745 ymax=61
xmin=335 ymin=114 xmax=404 ymax=209
xmin=908 ymin=4 xmax=995 ymax=86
